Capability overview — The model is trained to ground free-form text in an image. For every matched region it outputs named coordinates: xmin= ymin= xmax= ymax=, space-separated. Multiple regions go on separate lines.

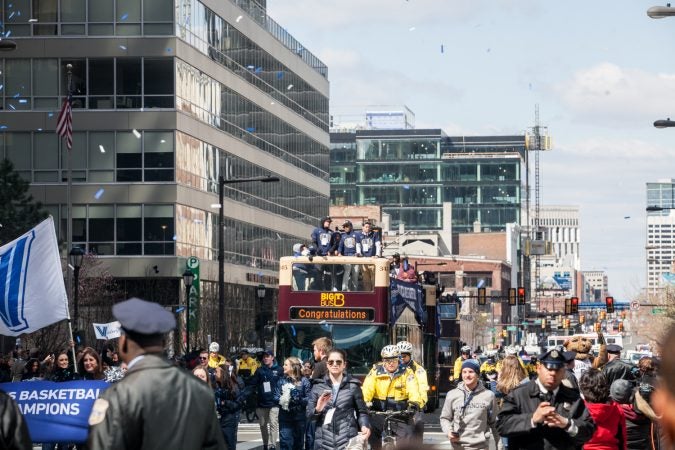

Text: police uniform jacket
xmin=402 ymin=359 xmax=429 ymax=407
xmin=362 ymin=364 xmax=422 ymax=411
xmin=602 ymin=358 xmax=636 ymax=386
xmin=496 ymin=380 xmax=595 ymax=450
xmin=87 ymin=354 xmax=225 ymax=450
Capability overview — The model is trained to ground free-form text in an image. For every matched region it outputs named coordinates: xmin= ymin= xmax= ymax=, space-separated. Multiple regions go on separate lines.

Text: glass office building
xmin=646 ymin=179 xmax=675 ymax=295
xmin=0 ymin=0 xmax=329 ymax=347
xmin=330 ymin=130 xmax=525 ymax=233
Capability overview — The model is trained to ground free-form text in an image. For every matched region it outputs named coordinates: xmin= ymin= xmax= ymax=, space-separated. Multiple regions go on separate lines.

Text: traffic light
xmin=502 ymin=329 xmax=508 ymax=338
xmin=606 ymin=296 xmax=615 ymax=313
xmin=571 ymin=297 xmax=579 ymax=314
xmin=541 ymin=318 xmax=546 ymax=329
xmin=562 ymin=317 xmax=568 ymax=329
xmin=579 ymin=314 xmax=585 ymax=324
xmin=618 ymin=322 xmax=624 ymax=332
xmin=565 ymin=298 xmax=572 ymax=315
xmin=477 ymin=287 xmax=487 ymax=306
xmin=508 ymin=288 xmax=517 ymax=306
xmin=517 ymin=287 xmax=526 ymax=305
xmin=594 ymin=322 xmax=601 ymax=332
xmin=567 ymin=318 xmax=571 ymax=329
xmin=599 ymin=311 xmax=606 ymax=321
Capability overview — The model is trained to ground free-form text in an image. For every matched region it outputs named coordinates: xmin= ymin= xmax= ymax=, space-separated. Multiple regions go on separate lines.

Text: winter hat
xmin=292 ymin=243 xmax=303 ymax=253
xmin=209 ymin=342 xmax=220 ymax=353
xmin=610 ymin=379 xmax=634 ymax=404
xmin=461 ymin=359 xmax=480 ymax=374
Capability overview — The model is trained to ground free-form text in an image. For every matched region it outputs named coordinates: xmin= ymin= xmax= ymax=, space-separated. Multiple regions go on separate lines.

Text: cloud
xmin=552 ymin=63 xmax=675 ymax=128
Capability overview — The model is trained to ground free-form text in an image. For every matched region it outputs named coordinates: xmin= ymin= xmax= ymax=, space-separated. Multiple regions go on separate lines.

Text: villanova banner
xmin=0 ymin=217 xmax=69 ymax=336
xmin=389 ymin=278 xmax=425 ymax=326
xmin=1 ymin=380 xmax=109 ymax=443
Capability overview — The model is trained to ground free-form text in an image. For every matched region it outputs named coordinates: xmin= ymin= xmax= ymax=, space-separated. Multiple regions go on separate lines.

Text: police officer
xmin=397 ymin=341 xmax=428 ymax=442
xmin=496 ymin=347 xmax=595 ymax=449
xmin=87 ymin=298 xmax=225 ymax=450
xmin=362 ymin=345 xmax=422 ymax=448
xmin=602 ymin=344 xmax=636 ymax=386
xmin=452 ymin=345 xmax=472 ymax=383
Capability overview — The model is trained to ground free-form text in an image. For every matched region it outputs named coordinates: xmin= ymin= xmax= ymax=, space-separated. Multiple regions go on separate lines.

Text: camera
xmin=638 ymin=382 xmax=655 ymax=402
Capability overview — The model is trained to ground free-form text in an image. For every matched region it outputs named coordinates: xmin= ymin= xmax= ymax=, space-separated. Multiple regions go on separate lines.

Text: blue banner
xmin=1 ymin=380 xmax=109 ymax=443
xmin=389 ymin=278 xmax=424 ymax=326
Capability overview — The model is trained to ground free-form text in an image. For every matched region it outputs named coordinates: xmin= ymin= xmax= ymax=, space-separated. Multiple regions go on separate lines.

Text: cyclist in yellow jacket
xmin=362 ymin=345 xmax=422 ymax=448
xmin=452 ymin=345 xmax=472 ymax=381
xmin=397 ymin=340 xmax=428 ymax=443
xmin=236 ymin=348 xmax=260 ymax=378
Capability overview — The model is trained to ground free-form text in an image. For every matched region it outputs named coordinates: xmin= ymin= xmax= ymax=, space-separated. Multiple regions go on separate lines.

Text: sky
xmin=267 ymin=0 xmax=675 ymax=300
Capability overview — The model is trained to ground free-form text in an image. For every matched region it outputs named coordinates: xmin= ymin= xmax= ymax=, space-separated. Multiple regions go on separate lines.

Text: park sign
xmin=186 ymin=256 xmax=200 ymax=332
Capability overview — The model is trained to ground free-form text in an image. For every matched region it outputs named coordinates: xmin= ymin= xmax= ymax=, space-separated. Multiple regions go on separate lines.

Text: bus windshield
xmin=277 ymin=323 xmax=388 ymax=376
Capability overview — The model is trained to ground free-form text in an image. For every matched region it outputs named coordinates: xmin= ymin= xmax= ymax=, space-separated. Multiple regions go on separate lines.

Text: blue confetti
xmin=13 ymin=92 xmax=19 ymax=98
xmin=18 ymin=99 xmax=26 ymax=103
xmin=166 ymin=47 xmax=172 ymax=52
xmin=246 ymin=65 xmax=254 ymax=70
xmin=175 ymin=306 xmax=185 ymax=313
xmin=37 ymin=128 xmax=42 ymax=131
xmin=245 ymin=127 xmax=255 ymax=132
xmin=403 ymin=185 xmax=410 ymax=190
xmin=8 ymin=104 xmax=15 ymax=110
xmin=5 ymin=30 xmax=10 ymax=37
xmin=119 ymin=45 xmax=127 ymax=50
xmin=0 ymin=125 xmax=7 ymax=129
xmin=276 ymin=71 xmax=283 ymax=79
xmin=0 ymin=85 xmax=3 ymax=91
xmin=94 ymin=188 xmax=105 ymax=199
xmin=8 ymin=12 xmax=14 ymax=19
xmin=172 ymin=235 xmax=177 ymax=240
xmin=48 ymin=112 xmax=54 ymax=117
xmin=120 ymin=13 xmax=128 ymax=21
xmin=255 ymin=67 xmax=262 ymax=73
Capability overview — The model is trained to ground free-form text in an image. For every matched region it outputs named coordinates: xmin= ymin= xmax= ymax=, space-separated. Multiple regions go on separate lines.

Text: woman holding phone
xmin=307 ymin=348 xmax=371 ymax=450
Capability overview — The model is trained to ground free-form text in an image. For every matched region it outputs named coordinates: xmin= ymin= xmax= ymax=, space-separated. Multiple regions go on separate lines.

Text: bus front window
xmin=277 ymin=323 xmax=388 ymax=376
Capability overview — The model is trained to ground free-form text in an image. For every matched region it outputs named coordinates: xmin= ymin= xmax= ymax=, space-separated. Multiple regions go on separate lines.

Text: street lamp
xmin=217 ymin=175 xmax=279 ymax=346
xmin=0 ymin=39 xmax=17 ymax=51
xmin=647 ymin=5 xmax=675 ymax=18
xmin=256 ymin=284 xmax=266 ymax=348
xmin=654 ymin=118 xmax=675 ymax=128
xmin=69 ymin=247 xmax=85 ymax=333
xmin=182 ymin=269 xmax=195 ymax=353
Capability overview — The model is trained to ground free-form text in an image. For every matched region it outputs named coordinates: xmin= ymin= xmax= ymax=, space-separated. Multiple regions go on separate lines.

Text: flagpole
xmin=64 ymin=64 xmax=77 ymax=371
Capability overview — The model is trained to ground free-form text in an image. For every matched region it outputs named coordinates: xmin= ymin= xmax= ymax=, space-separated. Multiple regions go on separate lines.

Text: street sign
xmin=630 ymin=301 xmax=640 ymax=311
xmin=652 ymin=307 xmax=666 ymax=315
xmin=507 ymin=326 xmax=517 ymax=331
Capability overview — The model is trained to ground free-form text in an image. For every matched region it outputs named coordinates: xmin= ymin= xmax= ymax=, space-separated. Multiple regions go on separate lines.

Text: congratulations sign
xmin=1 ymin=380 xmax=109 ymax=443
xmin=290 ymin=306 xmax=374 ymax=321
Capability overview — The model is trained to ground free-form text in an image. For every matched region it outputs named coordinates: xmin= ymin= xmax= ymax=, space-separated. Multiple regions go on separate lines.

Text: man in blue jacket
xmin=248 ymin=349 xmax=282 ymax=450
xmin=311 ymin=216 xmax=337 ymax=257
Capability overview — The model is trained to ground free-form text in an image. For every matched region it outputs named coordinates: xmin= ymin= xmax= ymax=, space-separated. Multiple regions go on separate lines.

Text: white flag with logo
xmin=0 ymin=217 xmax=69 ymax=336
xmin=92 ymin=321 xmax=121 ymax=340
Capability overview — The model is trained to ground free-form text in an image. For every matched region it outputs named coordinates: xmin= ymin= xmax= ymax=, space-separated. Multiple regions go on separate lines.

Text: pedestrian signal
xmin=605 ymin=296 xmax=615 ymax=313
xmin=565 ymin=298 xmax=572 ymax=315
xmin=517 ymin=287 xmax=526 ymax=305
xmin=477 ymin=287 xmax=487 ymax=306
xmin=571 ymin=297 xmax=579 ymax=314
xmin=508 ymin=288 xmax=517 ymax=306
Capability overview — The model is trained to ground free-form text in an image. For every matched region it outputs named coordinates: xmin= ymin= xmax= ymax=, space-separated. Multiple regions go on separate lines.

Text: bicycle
xmin=371 ymin=410 xmax=414 ymax=450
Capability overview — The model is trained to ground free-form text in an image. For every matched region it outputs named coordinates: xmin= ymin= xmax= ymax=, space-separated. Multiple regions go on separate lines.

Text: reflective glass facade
xmin=329 ymin=131 xmax=525 ymax=232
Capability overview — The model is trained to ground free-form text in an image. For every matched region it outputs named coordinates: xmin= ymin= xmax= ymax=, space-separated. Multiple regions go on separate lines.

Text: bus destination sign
xmin=289 ymin=307 xmax=375 ymax=322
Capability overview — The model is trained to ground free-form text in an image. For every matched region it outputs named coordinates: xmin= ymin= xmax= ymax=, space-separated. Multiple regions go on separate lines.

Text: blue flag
xmin=389 ymin=278 xmax=424 ymax=326
xmin=1 ymin=380 xmax=109 ymax=443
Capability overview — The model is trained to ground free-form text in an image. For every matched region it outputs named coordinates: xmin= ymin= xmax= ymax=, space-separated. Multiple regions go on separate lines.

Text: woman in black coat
xmin=306 ymin=348 xmax=370 ymax=450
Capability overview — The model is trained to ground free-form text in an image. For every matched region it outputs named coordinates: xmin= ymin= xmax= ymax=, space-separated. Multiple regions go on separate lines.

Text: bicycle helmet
xmin=460 ymin=345 xmax=471 ymax=354
xmin=381 ymin=345 xmax=400 ymax=359
xmin=397 ymin=341 xmax=414 ymax=354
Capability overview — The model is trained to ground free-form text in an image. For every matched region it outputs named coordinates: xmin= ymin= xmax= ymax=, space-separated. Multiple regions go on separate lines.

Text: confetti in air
xmin=120 ymin=13 xmax=128 ymax=21
xmin=246 ymin=127 xmax=255 ymax=132
xmin=99 ymin=145 xmax=105 ymax=153
xmin=132 ymin=129 xmax=141 ymax=138
xmin=94 ymin=188 xmax=105 ymax=199
xmin=287 ymin=84 xmax=293 ymax=90
xmin=119 ymin=45 xmax=127 ymax=50
xmin=236 ymin=15 xmax=243 ymax=22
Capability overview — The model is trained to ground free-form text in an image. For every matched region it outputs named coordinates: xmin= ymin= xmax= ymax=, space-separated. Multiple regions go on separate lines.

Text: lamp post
xmin=647 ymin=5 xmax=675 ymax=18
xmin=0 ymin=39 xmax=17 ymax=51
xmin=183 ymin=269 xmax=195 ymax=353
xmin=69 ymin=247 xmax=85 ymax=332
xmin=217 ymin=175 xmax=279 ymax=347
xmin=257 ymin=284 xmax=266 ymax=348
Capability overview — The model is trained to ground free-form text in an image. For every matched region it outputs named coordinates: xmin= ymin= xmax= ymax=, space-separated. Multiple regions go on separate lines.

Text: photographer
xmin=496 ymin=347 xmax=595 ymax=449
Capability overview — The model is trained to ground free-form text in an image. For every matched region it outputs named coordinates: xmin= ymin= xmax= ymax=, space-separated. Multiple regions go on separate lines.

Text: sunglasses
xmin=199 ymin=357 xmax=207 ymax=361
xmin=327 ymin=360 xmax=344 ymax=366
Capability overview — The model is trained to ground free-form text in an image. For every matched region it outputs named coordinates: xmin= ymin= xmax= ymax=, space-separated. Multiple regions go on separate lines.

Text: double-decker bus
xmin=276 ymin=255 xmax=440 ymax=411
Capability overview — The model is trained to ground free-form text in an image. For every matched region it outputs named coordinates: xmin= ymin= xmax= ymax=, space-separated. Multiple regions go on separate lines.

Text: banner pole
xmin=67 ymin=319 xmax=78 ymax=374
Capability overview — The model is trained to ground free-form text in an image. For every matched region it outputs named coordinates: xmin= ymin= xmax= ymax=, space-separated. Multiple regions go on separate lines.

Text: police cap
xmin=113 ymin=298 xmax=176 ymax=337
xmin=606 ymin=344 xmax=623 ymax=354
xmin=538 ymin=347 xmax=566 ymax=370
xmin=562 ymin=351 xmax=577 ymax=363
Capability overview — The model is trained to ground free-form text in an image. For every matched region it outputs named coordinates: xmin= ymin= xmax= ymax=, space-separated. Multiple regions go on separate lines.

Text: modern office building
xmin=646 ymin=179 xmax=675 ymax=295
xmin=330 ymin=129 xmax=526 ymax=234
xmin=0 ymin=0 xmax=329 ymax=350
xmin=582 ymin=270 xmax=608 ymax=302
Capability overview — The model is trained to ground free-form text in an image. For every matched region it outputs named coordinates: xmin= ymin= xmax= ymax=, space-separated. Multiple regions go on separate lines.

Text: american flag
xmin=56 ymin=93 xmax=72 ymax=150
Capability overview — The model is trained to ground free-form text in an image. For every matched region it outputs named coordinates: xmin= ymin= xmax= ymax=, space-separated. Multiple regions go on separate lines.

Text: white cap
xmin=209 ymin=342 xmax=220 ymax=353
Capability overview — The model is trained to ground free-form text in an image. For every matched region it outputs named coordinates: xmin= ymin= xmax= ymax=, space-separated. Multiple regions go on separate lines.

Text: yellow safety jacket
xmin=237 ymin=357 xmax=260 ymax=377
xmin=480 ymin=361 xmax=498 ymax=378
xmin=207 ymin=354 xmax=226 ymax=369
xmin=403 ymin=360 xmax=429 ymax=408
xmin=452 ymin=356 xmax=465 ymax=380
xmin=362 ymin=364 xmax=422 ymax=411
